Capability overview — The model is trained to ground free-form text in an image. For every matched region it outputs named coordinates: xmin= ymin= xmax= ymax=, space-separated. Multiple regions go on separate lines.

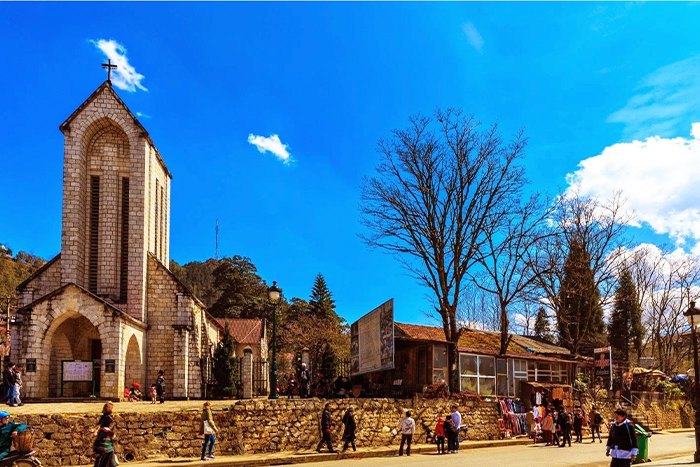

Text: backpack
xmin=594 ymin=413 xmax=603 ymax=426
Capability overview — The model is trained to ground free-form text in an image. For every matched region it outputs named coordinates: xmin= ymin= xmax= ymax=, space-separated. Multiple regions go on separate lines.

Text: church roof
xmin=58 ymin=80 xmax=172 ymax=179
xmin=216 ymin=319 xmax=266 ymax=345
xmin=15 ymin=253 xmax=60 ymax=291
xmin=16 ymin=282 xmax=148 ymax=330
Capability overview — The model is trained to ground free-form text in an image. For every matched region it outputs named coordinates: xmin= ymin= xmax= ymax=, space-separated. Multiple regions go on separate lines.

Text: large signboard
xmin=594 ymin=346 xmax=612 ymax=389
xmin=62 ymin=360 xmax=94 ymax=382
xmin=351 ymin=299 xmax=395 ymax=376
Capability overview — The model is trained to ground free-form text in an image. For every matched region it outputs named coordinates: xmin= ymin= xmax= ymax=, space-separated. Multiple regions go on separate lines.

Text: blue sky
xmin=2 ymin=2 xmax=700 ymax=326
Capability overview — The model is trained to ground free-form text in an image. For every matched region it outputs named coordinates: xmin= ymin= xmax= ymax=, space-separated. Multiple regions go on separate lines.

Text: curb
xmin=112 ymin=438 xmax=533 ymax=467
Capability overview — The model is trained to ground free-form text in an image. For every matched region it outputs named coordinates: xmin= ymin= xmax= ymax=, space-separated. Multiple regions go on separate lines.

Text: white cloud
xmin=608 ymin=55 xmax=700 ymax=140
xmin=91 ymin=39 xmax=147 ymax=92
xmin=135 ymin=112 xmax=151 ymax=119
xmin=567 ymin=124 xmax=700 ymax=249
xmin=247 ymin=134 xmax=293 ymax=165
xmin=462 ymin=22 xmax=484 ymax=54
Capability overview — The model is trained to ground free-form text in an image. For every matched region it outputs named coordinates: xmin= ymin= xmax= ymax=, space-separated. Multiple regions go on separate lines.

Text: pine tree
xmin=534 ymin=307 xmax=554 ymax=342
xmin=557 ymin=239 xmax=606 ymax=354
xmin=608 ymin=269 xmax=644 ymax=363
xmin=212 ymin=324 xmax=238 ymax=398
xmin=309 ymin=273 xmax=338 ymax=322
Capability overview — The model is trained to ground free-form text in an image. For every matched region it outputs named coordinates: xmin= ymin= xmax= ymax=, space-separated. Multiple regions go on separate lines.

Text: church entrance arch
xmin=46 ymin=312 xmax=102 ymax=398
xmin=123 ymin=334 xmax=144 ymax=395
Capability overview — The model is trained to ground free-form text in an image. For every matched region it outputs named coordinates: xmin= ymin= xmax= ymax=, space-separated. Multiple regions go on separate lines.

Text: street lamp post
xmin=684 ymin=301 xmax=700 ymax=463
xmin=268 ymin=281 xmax=282 ymax=400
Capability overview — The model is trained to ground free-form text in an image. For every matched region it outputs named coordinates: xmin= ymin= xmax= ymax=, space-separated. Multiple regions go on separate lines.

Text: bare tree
xmin=528 ymin=189 xmax=630 ymax=354
xmin=360 ymin=109 xmax=527 ymax=390
xmin=457 ymin=283 xmax=501 ymax=332
xmin=472 ymin=194 xmax=553 ymax=354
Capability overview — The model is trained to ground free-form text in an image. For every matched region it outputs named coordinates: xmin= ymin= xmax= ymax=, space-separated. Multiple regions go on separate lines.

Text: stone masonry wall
xmin=636 ymin=400 xmax=692 ymax=430
xmin=21 ymin=397 xmax=500 ymax=466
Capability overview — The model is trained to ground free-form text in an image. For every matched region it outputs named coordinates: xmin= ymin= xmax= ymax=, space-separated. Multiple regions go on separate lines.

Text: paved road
xmin=307 ymin=432 xmax=696 ymax=467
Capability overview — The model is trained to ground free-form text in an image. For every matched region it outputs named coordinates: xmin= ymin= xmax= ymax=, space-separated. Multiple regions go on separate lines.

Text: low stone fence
xmin=635 ymin=400 xmax=692 ymax=430
xmin=20 ymin=396 xmax=500 ymax=465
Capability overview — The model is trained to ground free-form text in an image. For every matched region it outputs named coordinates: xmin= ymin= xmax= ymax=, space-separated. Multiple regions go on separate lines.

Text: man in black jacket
xmin=316 ymin=403 xmax=337 ymax=453
xmin=558 ymin=407 xmax=572 ymax=447
xmin=1 ymin=363 xmax=15 ymax=405
xmin=606 ymin=409 xmax=638 ymax=467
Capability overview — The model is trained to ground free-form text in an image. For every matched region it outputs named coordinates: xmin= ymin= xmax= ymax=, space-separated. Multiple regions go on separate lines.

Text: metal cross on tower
xmin=101 ymin=59 xmax=118 ymax=82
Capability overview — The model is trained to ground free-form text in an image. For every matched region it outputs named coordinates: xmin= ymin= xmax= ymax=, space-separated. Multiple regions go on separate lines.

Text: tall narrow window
xmin=154 ymin=179 xmax=160 ymax=257
xmin=119 ymin=177 xmax=129 ymax=302
xmin=160 ymin=185 xmax=165 ymax=260
xmin=89 ymin=176 xmax=100 ymax=294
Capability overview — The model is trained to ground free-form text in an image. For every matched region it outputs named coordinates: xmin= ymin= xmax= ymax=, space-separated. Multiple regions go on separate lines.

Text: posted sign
xmin=350 ymin=299 xmax=395 ymax=376
xmin=594 ymin=346 xmax=612 ymax=389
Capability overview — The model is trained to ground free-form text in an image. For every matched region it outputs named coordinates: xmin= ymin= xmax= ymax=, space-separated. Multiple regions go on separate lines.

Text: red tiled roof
xmin=216 ymin=319 xmax=265 ymax=345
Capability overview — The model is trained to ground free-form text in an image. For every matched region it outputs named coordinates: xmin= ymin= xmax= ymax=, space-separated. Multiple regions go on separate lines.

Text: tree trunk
xmin=500 ymin=303 xmax=509 ymax=355
xmin=449 ymin=340 xmax=460 ymax=393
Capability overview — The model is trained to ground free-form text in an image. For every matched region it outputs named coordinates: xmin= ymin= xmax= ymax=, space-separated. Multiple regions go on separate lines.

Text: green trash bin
xmin=634 ymin=424 xmax=652 ymax=464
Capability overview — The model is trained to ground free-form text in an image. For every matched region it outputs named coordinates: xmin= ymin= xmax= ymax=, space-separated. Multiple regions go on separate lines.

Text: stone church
xmin=12 ymin=80 xmax=222 ymax=400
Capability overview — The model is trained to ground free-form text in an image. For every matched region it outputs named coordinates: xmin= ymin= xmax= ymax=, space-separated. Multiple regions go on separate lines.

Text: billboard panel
xmin=594 ymin=346 xmax=612 ymax=382
xmin=351 ymin=299 xmax=395 ymax=376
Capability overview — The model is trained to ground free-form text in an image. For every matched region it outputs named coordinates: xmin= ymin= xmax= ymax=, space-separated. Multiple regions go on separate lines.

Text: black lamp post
xmin=684 ymin=301 xmax=700 ymax=463
xmin=268 ymin=281 xmax=282 ymax=400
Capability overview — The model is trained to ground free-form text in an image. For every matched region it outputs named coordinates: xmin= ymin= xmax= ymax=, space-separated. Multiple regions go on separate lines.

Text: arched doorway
xmin=123 ymin=334 xmax=144 ymax=393
xmin=47 ymin=313 xmax=101 ymax=397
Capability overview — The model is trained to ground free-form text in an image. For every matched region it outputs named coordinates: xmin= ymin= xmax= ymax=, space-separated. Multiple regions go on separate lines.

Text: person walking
xmin=299 ymin=364 xmax=311 ymax=399
xmin=435 ymin=417 xmax=446 ymax=454
xmin=590 ymin=406 xmax=604 ymax=443
xmin=450 ymin=405 xmax=462 ymax=452
xmin=341 ymin=407 xmax=357 ymax=453
xmin=1 ymin=363 xmax=14 ymax=406
xmin=316 ymin=403 xmax=337 ymax=453
xmin=397 ymin=410 xmax=415 ymax=457
xmin=155 ymin=370 xmax=165 ymax=404
xmin=93 ymin=402 xmax=116 ymax=467
xmin=10 ymin=365 xmax=22 ymax=407
xmin=542 ymin=412 xmax=554 ymax=446
xmin=551 ymin=406 xmax=560 ymax=446
xmin=606 ymin=409 xmax=638 ymax=467
xmin=557 ymin=407 xmax=572 ymax=447
xmin=573 ymin=409 xmax=584 ymax=443
xmin=199 ymin=401 xmax=219 ymax=461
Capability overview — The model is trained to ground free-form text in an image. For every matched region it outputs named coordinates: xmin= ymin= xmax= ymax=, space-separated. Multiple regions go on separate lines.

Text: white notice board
xmin=62 ymin=360 xmax=94 ymax=382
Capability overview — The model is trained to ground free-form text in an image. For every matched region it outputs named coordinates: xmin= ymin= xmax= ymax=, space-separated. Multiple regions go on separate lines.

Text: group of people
xmin=316 ymin=403 xmax=358 ymax=453
xmin=1 ymin=362 xmax=23 ymax=407
xmin=282 ymin=365 xmax=355 ymax=400
xmin=526 ymin=404 xmax=606 ymax=447
xmin=124 ymin=371 xmax=166 ymax=404
xmin=432 ymin=405 xmax=463 ymax=455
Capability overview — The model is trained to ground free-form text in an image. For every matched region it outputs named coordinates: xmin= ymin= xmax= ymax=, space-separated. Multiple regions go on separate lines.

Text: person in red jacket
xmin=435 ymin=417 xmax=446 ymax=454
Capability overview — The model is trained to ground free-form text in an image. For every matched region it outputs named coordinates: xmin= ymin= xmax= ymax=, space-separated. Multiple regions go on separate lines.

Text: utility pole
xmin=215 ymin=219 xmax=219 ymax=260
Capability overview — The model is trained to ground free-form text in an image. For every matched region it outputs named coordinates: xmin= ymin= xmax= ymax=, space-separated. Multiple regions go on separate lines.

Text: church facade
xmin=12 ymin=81 xmax=221 ymax=400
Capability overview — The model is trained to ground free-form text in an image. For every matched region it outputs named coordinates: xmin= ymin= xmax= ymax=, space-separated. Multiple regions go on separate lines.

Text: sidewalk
xmin=95 ymin=437 xmax=533 ymax=467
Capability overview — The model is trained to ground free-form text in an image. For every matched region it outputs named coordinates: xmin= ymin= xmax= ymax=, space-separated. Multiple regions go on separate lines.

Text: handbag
xmin=203 ymin=420 xmax=214 ymax=435
xmin=111 ymin=453 xmax=120 ymax=467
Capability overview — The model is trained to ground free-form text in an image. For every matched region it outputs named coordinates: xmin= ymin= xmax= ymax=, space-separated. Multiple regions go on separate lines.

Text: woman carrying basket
xmin=0 ymin=410 xmax=26 ymax=460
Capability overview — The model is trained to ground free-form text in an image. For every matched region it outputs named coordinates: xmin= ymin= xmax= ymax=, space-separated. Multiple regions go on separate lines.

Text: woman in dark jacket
xmin=341 ymin=407 xmax=357 ymax=452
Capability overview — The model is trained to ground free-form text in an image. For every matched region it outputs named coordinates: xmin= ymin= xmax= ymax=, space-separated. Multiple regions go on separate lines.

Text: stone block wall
xmin=21 ymin=397 xmax=501 ymax=465
xmin=635 ymin=400 xmax=692 ymax=430
xmin=17 ymin=256 xmax=62 ymax=308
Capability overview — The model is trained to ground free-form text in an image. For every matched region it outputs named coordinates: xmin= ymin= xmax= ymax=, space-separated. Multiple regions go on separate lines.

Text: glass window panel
xmin=497 ymin=359 xmax=507 ymax=374
xmin=461 ymin=376 xmax=478 ymax=393
xmin=479 ymin=356 xmax=496 ymax=376
xmin=434 ymin=344 xmax=447 ymax=368
xmin=433 ymin=369 xmax=447 ymax=383
xmin=497 ymin=375 xmax=508 ymax=395
xmin=460 ymin=355 xmax=477 ymax=376
xmin=479 ymin=377 xmax=495 ymax=395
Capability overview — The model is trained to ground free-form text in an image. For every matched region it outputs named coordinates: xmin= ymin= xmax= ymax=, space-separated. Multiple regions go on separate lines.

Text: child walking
xmin=435 ymin=417 xmax=446 ymax=454
xmin=149 ymin=384 xmax=157 ymax=404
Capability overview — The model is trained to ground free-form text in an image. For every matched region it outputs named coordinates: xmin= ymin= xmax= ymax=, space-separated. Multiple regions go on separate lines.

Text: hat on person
xmin=0 ymin=411 xmax=10 ymax=419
